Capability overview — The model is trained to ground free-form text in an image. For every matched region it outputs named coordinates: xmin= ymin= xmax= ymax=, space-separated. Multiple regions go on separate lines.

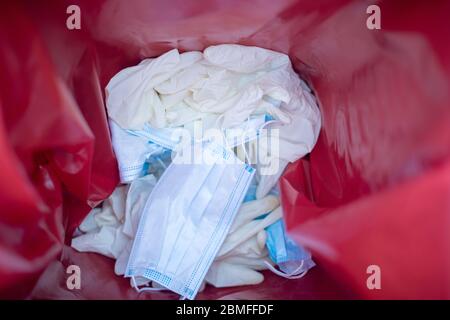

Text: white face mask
xmin=109 ymin=120 xmax=166 ymax=183
xmin=125 ymin=142 xmax=255 ymax=299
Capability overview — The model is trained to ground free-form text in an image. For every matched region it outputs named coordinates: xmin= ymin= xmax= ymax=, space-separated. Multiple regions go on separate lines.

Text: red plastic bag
xmin=0 ymin=0 xmax=449 ymax=299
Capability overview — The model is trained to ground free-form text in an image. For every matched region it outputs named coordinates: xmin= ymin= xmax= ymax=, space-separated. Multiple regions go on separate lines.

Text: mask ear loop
xmin=240 ymin=117 xmax=281 ymax=165
xmin=241 ymin=141 xmax=251 ymax=165
xmin=215 ymin=114 xmax=232 ymax=153
xmin=251 ymin=117 xmax=282 ymax=171
xmin=260 ymin=118 xmax=281 ymax=131
xmin=241 ymin=116 xmax=280 ymax=165
xmin=251 ymin=116 xmax=282 ymax=150
xmin=240 ymin=117 xmax=252 ymax=164
xmin=131 ymin=276 xmax=166 ymax=293
xmin=263 ymin=260 xmax=308 ymax=279
xmin=214 ymin=114 xmax=225 ymax=130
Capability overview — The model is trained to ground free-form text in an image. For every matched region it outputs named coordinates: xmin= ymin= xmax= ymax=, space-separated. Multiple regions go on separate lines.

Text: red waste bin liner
xmin=0 ymin=0 xmax=449 ymax=299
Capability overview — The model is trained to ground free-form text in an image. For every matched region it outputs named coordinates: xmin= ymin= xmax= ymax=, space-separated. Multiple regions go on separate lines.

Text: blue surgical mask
xmin=127 ymin=123 xmax=182 ymax=151
xmin=125 ymin=142 xmax=255 ymax=299
xmin=110 ymin=120 xmax=167 ymax=183
xmin=146 ymin=148 xmax=173 ymax=180
xmin=243 ymin=176 xmax=258 ymax=203
xmin=265 ymin=218 xmax=315 ymax=278
xmin=126 ymin=114 xmax=272 ymax=153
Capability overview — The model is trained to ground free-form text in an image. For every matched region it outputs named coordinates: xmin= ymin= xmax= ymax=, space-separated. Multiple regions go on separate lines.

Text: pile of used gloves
xmin=72 ymin=44 xmax=321 ymax=299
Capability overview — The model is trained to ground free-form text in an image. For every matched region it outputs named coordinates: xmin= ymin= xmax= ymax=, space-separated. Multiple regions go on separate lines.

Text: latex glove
xmin=71 ymin=225 xmax=128 ymax=259
xmin=218 ymin=204 xmax=282 ymax=258
xmin=220 ymin=230 xmax=267 ymax=260
xmin=255 ymin=159 xmax=289 ymax=199
xmin=106 ymin=50 xmax=202 ymax=129
xmin=205 ymin=260 xmax=265 ymax=288
xmin=94 ymin=184 xmax=129 ymax=226
xmin=73 ymin=175 xmax=156 ymax=263
xmin=229 ymin=195 xmax=279 ymax=233
xmin=78 ymin=207 xmax=100 ymax=233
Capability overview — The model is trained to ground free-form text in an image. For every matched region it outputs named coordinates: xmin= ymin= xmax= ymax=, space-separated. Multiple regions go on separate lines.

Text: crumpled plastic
xmin=1 ymin=0 xmax=449 ymax=299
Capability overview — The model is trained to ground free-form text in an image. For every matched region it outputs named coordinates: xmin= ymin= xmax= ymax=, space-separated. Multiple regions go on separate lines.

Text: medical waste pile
xmin=72 ymin=44 xmax=321 ymax=299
